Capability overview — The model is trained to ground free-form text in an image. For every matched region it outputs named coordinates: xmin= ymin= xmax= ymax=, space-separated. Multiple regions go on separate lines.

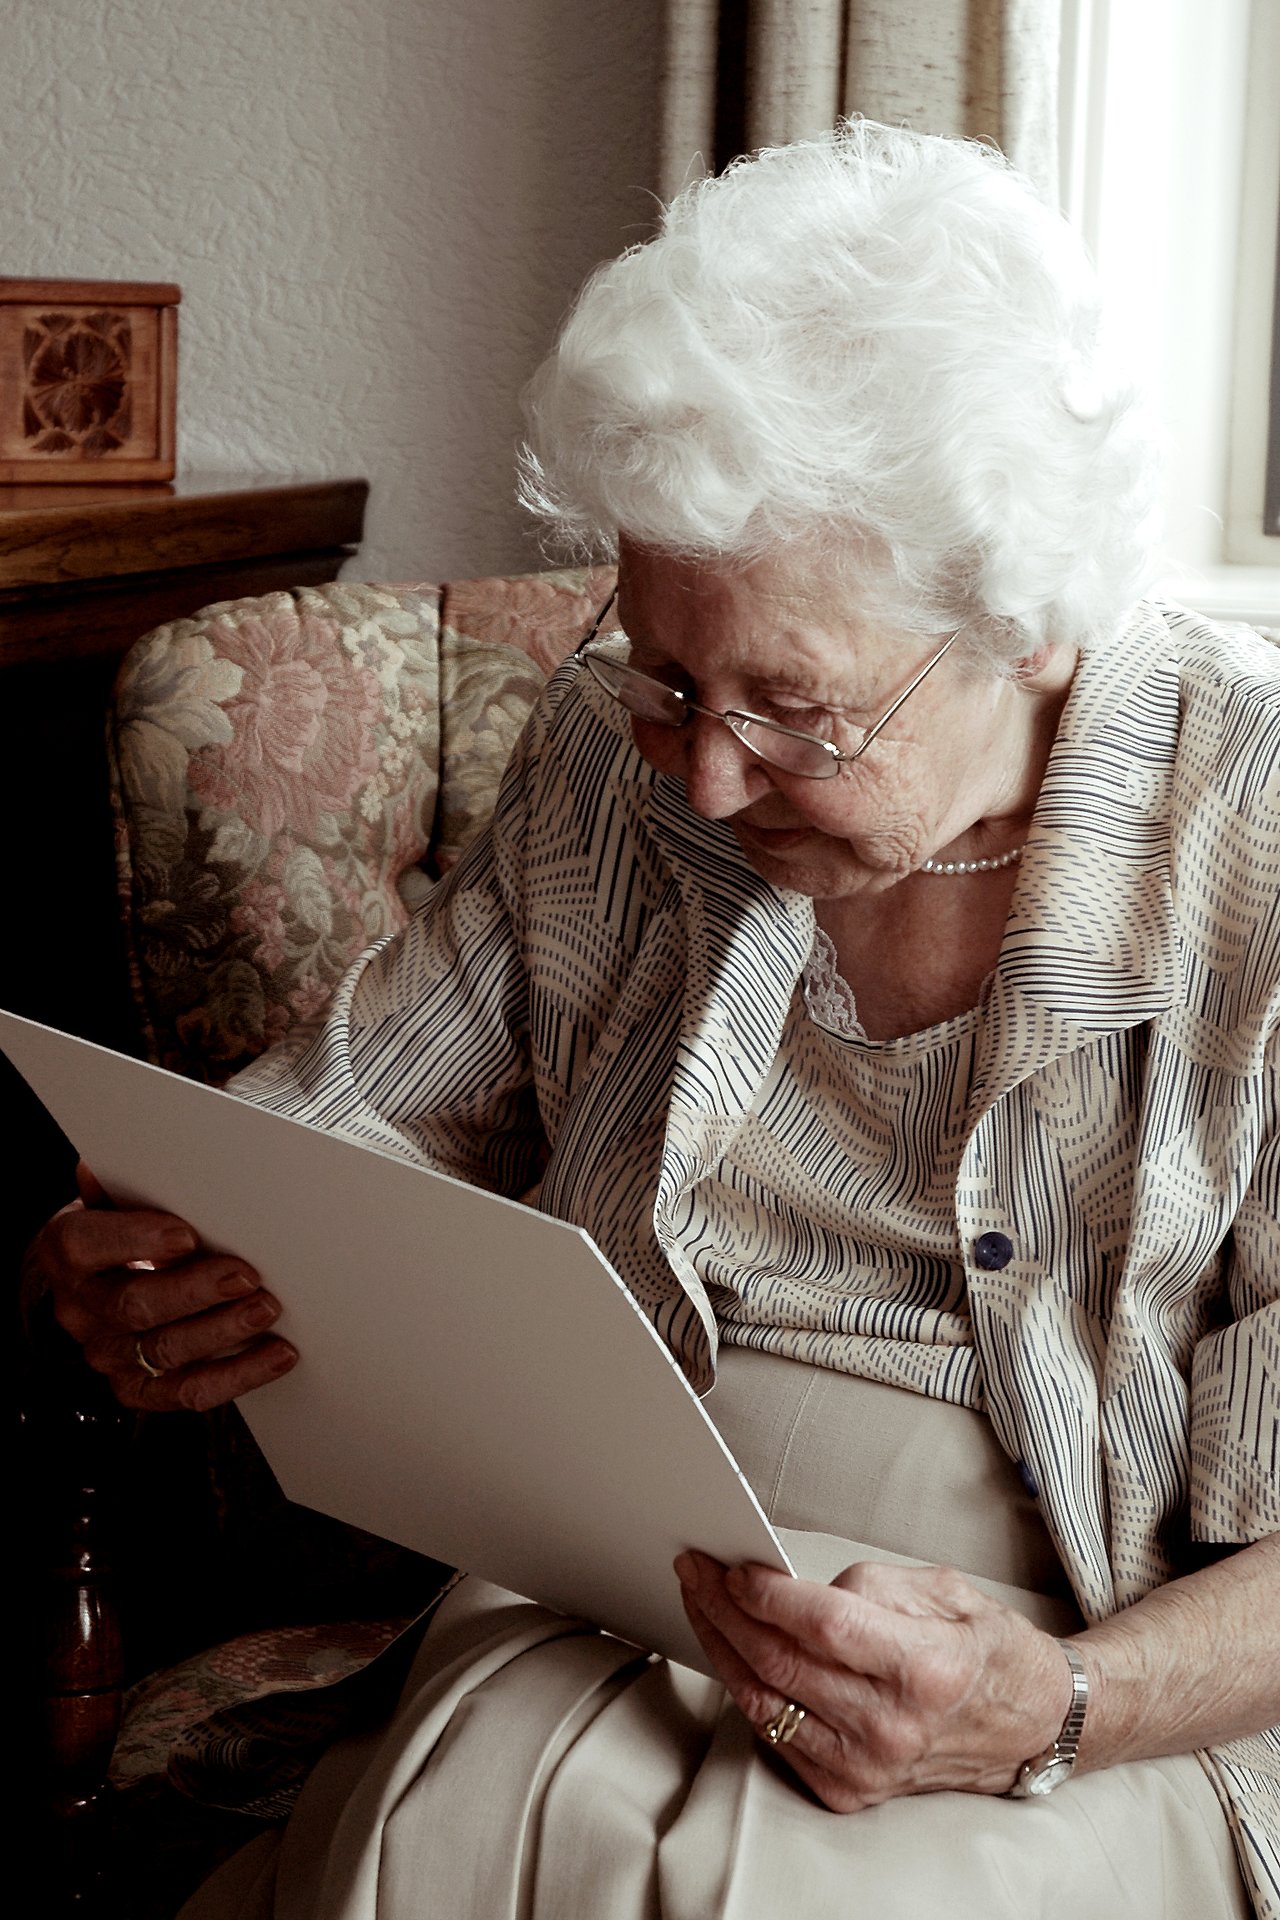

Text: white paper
xmin=3 ymin=1008 xmax=792 ymax=1674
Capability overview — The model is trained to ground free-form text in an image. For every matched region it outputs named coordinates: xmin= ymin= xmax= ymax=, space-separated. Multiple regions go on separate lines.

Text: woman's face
xmin=614 ymin=543 xmax=1067 ymax=900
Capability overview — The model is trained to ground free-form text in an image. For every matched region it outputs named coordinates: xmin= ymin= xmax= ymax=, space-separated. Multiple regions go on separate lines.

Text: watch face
xmin=1026 ymin=1757 xmax=1073 ymax=1796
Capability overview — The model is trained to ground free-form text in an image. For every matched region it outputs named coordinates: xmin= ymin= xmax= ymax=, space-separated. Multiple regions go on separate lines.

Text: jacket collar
xmin=968 ymin=605 xmax=1184 ymax=1121
xmin=629 ymin=775 xmax=809 ymax=1391
xmin=645 ymin=769 xmax=814 ymax=1136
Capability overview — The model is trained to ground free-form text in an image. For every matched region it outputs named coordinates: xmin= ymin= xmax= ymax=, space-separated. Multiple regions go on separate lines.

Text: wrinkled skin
xmin=31 ymin=1163 xmax=297 ymax=1412
xmin=676 ymin=1549 xmax=1071 ymax=1808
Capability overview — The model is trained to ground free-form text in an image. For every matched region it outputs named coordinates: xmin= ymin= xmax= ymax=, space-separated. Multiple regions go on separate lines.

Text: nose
xmin=680 ymin=712 xmax=772 ymax=819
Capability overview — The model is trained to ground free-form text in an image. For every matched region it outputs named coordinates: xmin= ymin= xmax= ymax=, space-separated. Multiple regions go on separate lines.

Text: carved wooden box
xmin=0 ymin=278 xmax=179 ymax=483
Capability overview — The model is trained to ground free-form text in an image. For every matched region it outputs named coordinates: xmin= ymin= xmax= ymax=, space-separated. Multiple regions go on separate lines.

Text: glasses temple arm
xmin=854 ymin=629 xmax=961 ymax=754
xmin=573 ymin=586 xmax=620 ymax=656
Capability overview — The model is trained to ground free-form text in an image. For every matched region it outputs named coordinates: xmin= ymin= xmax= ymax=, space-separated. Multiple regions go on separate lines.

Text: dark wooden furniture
xmin=8 ymin=475 xmax=366 ymax=1908
xmin=0 ymin=471 xmax=368 ymax=667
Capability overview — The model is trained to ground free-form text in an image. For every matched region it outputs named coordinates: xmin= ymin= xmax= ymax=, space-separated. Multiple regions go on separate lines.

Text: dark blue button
xmin=1017 ymin=1460 xmax=1039 ymax=1499
xmin=974 ymin=1230 xmax=1014 ymax=1270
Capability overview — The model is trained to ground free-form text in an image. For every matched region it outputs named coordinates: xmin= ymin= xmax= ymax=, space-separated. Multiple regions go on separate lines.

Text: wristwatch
xmin=1008 ymin=1641 xmax=1090 ymax=1798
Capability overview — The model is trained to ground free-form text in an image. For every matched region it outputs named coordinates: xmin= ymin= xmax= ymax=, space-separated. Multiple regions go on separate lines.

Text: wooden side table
xmin=2 ymin=473 xmax=369 ymax=1249
xmin=0 ymin=471 xmax=368 ymax=669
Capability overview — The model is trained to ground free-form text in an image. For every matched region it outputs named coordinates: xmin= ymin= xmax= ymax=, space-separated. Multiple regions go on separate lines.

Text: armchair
xmin=38 ymin=565 xmax=614 ymax=1909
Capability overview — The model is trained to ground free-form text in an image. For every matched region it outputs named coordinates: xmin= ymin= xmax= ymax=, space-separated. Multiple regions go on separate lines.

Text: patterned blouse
xmin=235 ymin=601 xmax=1280 ymax=1916
xmin=692 ymin=942 xmax=984 ymax=1405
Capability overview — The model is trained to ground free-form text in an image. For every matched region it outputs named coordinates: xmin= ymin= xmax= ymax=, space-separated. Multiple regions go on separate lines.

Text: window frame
xmin=1224 ymin=0 xmax=1279 ymax=564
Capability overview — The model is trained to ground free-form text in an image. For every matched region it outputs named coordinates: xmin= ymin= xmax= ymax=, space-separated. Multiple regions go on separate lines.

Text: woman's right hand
xmin=30 ymin=1164 xmax=298 ymax=1412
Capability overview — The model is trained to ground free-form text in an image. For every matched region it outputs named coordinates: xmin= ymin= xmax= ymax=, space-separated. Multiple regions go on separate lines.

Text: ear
xmin=1012 ymin=641 xmax=1072 ymax=688
xmin=1011 ymin=645 xmax=1053 ymax=680
xmin=1011 ymin=639 xmax=1080 ymax=695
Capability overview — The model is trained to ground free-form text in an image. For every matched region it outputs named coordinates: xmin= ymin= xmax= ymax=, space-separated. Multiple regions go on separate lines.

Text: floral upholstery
xmin=111 ymin=1608 xmax=441 ymax=1819
xmin=109 ymin=566 xmax=615 ymax=1082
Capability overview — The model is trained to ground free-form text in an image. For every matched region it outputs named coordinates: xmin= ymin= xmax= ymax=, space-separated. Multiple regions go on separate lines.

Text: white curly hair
xmin=519 ymin=119 xmax=1161 ymax=665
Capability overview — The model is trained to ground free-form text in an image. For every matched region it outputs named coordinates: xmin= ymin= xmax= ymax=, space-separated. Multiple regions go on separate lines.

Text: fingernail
xmin=160 ymin=1225 xmax=197 ymax=1258
xmin=218 ymin=1269 xmax=256 ymax=1299
xmin=674 ymin=1552 xmax=699 ymax=1588
xmin=269 ymin=1342 xmax=298 ymax=1373
xmin=244 ymin=1293 xmax=280 ymax=1329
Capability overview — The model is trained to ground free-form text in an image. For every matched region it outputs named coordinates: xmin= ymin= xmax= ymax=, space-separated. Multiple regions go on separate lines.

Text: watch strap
xmin=1009 ymin=1640 xmax=1089 ymax=1798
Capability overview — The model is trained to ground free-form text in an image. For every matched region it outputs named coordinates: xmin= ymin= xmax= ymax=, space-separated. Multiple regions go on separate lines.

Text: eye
xmin=756 ymin=693 xmax=839 ymax=730
xmin=628 ymin=650 xmax=694 ymax=697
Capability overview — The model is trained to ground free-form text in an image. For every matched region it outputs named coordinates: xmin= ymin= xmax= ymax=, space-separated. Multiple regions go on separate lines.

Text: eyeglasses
xmin=573 ymin=588 xmax=960 ymax=780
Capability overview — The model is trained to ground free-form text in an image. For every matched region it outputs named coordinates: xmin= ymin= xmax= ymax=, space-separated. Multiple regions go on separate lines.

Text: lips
xmin=735 ymin=820 xmax=812 ymax=851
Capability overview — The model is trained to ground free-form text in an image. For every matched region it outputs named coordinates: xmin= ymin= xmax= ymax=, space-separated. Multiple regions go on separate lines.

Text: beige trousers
xmin=184 ymin=1349 xmax=1249 ymax=1919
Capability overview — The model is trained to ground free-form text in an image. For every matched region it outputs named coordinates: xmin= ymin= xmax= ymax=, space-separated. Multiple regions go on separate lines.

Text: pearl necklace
xmin=920 ymin=845 xmax=1025 ymax=876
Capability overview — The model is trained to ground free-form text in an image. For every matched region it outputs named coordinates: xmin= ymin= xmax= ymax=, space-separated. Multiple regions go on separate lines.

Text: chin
xmin=733 ymin=828 xmax=902 ymax=899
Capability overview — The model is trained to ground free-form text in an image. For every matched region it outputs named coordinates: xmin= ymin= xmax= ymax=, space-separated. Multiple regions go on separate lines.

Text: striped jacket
xmin=238 ymin=599 xmax=1280 ymax=1913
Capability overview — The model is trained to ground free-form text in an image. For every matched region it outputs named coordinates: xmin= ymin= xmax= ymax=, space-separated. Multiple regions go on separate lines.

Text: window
xmin=1059 ymin=0 xmax=1279 ymax=623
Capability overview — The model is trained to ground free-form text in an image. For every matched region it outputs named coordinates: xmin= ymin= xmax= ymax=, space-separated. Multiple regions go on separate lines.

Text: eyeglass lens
xmin=582 ymin=654 xmax=840 ymax=778
xmin=584 ymin=655 xmax=682 ymax=723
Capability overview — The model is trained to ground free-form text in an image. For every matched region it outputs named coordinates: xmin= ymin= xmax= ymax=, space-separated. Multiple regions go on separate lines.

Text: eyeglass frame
xmin=572 ymin=586 xmax=962 ymax=780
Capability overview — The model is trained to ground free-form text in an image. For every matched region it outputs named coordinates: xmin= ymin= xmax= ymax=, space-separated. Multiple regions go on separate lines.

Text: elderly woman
xmin=35 ymin=123 xmax=1278 ymax=1918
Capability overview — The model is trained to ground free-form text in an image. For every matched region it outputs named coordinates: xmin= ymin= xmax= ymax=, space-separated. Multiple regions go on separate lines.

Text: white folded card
xmin=2 ymin=1008 xmax=792 ymax=1675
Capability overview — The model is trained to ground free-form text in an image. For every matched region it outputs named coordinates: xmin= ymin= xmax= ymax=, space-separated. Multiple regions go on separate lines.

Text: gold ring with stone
xmin=762 ymin=1701 xmax=806 ymax=1746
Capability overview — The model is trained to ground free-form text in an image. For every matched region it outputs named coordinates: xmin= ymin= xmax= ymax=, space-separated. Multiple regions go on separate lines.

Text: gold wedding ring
xmin=135 ymin=1337 xmax=166 ymax=1379
xmin=762 ymin=1701 xmax=806 ymax=1746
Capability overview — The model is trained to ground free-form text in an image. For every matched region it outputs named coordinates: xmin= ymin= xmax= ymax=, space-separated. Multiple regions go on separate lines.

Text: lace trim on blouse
xmin=801 ymin=924 xmax=866 ymax=1039
xmin=801 ymin=924 xmax=996 ymax=1045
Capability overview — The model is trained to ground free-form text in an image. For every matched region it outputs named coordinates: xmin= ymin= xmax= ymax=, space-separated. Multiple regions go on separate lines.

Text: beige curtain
xmin=659 ymin=0 xmax=1060 ymax=202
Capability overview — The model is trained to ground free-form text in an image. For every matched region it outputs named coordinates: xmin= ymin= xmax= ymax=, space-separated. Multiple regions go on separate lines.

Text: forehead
xmin=614 ymin=542 xmax=894 ymax=685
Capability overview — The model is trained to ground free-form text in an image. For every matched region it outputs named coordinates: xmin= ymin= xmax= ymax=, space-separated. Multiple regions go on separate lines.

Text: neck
xmin=932 ymin=644 xmax=1078 ymax=867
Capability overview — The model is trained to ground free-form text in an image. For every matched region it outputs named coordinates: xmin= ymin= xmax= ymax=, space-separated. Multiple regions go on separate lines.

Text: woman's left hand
xmin=675 ymin=1550 xmax=1073 ymax=1810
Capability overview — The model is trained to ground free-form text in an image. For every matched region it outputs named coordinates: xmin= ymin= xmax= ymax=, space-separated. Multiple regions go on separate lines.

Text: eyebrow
xmin=621 ymin=629 xmax=876 ymax=713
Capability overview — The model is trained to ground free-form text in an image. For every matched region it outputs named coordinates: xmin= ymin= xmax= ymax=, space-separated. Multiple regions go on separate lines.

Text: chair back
xmin=108 ymin=567 xmax=614 ymax=1081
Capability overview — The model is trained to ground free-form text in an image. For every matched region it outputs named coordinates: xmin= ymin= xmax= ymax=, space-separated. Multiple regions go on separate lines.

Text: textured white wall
xmin=1 ymin=0 xmax=662 ymax=579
